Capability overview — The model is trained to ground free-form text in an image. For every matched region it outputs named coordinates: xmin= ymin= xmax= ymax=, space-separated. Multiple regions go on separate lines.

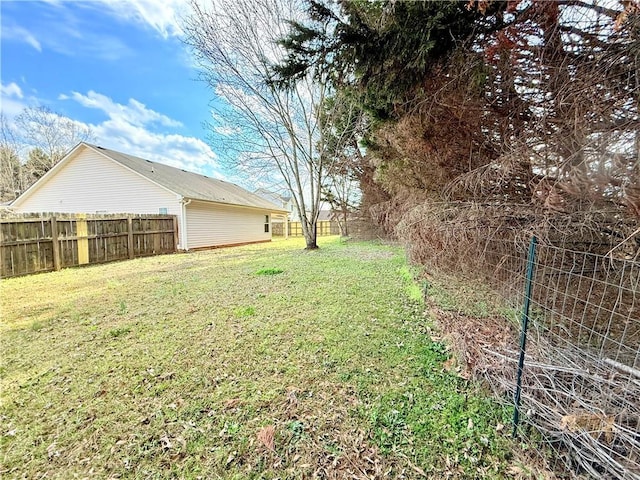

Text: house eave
xmin=185 ymin=197 xmax=289 ymax=214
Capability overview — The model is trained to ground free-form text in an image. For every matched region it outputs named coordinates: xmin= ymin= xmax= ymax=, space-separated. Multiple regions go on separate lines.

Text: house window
xmin=264 ymin=215 xmax=270 ymax=233
xmin=159 ymin=207 xmax=168 ymax=214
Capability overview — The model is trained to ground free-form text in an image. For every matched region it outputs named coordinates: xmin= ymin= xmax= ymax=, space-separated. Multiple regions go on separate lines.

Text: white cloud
xmin=0 ymin=97 xmax=28 ymax=119
xmin=94 ymin=116 xmax=219 ymax=174
xmin=3 ymin=3 xmax=133 ymax=61
xmin=85 ymin=0 xmax=188 ymax=38
xmin=64 ymin=90 xmax=182 ymax=128
xmin=3 ymin=1 xmax=188 ymax=63
xmin=0 ymin=82 xmax=33 ymax=118
xmin=36 ymin=0 xmax=189 ymax=39
xmin=60 ymin=90 xmax=222 ymax=177
xmin=1 ymin=84 xmax=221 ymax=177
xmin=1 ymin=83 xmax=220 ymax=177
xmin=1 ymin=24 xmax=42 ymax=52
xmin=1 ymin=82 xmax=24 ymax=100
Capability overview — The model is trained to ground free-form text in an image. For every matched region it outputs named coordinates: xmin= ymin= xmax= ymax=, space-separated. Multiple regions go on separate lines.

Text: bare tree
xmin=0 ymin=114 xmax=26 ymax=202
xmin=183 ymin=0 xmax=328 ymax=249
xmin=322 ymin=175 xmax=359 ymax=236
xmin=319 ymin=92 xmax=367 ymax=236
xmin=0 ymin=106 xmax=94 ymax=200
xmin=14 ymin=106 xmax=94 ymax=180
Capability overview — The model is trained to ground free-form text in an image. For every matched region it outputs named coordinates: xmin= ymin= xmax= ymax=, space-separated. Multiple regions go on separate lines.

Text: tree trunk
xmin=303 ymin=218 xmax=319 ymax=249
xmin=342 ymin=209 xmax=349 ymax=236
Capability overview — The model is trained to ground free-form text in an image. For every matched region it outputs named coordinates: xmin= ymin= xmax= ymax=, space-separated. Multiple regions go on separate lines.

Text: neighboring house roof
xmin=13 ymin=142 xmax=288 ymax=213
xmin=317 ymin=209 xmax=335 ymax=222
xmin=316 ymin=210 xmax=356 ymax=221
xmin=254 ymin=188 xmax=291 ymax=206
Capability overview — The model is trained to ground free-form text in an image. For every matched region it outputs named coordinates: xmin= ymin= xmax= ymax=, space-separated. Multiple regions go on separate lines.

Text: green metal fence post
xmin=513 ymin=236 xmax=538 ymax=437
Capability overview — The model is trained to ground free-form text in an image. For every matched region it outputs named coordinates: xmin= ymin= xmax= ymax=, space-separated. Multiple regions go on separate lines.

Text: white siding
xmin=13 ymin=147 xmax=182 ymax=219
xmin=186 ymin=200 xmax=271 ymax=249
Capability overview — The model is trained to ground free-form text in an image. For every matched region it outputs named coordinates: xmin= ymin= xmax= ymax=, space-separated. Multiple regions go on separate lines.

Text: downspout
xmin=180 ymin=197 xmax=192 ymax=250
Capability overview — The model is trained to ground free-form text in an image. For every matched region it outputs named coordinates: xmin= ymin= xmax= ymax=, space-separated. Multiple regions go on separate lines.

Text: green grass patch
xmin=255 ymin=267 xmax=283 ymax=276
xmin=1 ymin=236 xmax=515 ymax=478
xmin=108 ymin=326 xmax=132 ymax=338
xmin=234 ymin=305 xmax=256 ymax=317
xmin=399 ymin=265 xmax=425 ymax=303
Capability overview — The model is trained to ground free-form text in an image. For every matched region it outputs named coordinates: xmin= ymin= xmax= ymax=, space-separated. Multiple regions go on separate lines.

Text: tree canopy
xmin=0 ymin=107 xmax=94 ymax=202
xmin=274 ymin=0 xmax=498 ymax=120
xmin=275 ymin=0 xmax=640 ymax=243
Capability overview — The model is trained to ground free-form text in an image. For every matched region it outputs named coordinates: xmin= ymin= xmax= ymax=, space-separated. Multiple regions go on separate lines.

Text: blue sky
xmin=1 ymin=0 xmax=228 ymax=178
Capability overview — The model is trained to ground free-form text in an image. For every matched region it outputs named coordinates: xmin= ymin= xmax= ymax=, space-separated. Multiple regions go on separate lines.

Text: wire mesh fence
xmin=415 ymin=231 xmax=640 ymax=479
xmin=515 ymin=241 xmax=639 ymax=479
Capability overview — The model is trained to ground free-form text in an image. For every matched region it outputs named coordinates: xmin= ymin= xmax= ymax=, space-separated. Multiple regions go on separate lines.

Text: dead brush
xmin=400 ymin=201 xmax=640 ymax=478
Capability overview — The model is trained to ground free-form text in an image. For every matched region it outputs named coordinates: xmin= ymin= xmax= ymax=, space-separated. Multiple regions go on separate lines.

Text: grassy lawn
xmin=1 ymin=237 xmax=513 ymax=479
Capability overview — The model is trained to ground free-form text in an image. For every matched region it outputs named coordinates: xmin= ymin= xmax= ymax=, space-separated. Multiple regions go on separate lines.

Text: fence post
xmin=75 ymin=214 xmax=89 ymax=265
xmin=513 ymin=236 xmax=538 ymax=437
xmin=172 ymin=216 xmax=179 ymax=252
xmin=127 ymin=216 xmax=134 ymax=259
xmin=50 ymin=217 xmax=61 ymax=271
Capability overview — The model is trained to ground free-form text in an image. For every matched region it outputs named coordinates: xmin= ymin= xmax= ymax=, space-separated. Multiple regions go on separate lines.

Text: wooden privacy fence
xmin=1 ymin=214 xmax=178 ymax=278
xmin=272 ymin=220 xmax=342 ymax=237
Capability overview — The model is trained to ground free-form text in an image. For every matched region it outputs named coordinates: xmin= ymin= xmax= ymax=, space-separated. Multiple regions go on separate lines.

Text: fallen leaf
xmin=257 ymin=425 xmax=275 ymax=451
xmin=224 ymin=398 xmax=241 ymax=409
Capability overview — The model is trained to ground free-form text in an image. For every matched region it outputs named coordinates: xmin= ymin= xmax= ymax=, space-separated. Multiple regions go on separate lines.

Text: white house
xmin=10 ymin=142 xmax=289 ymax=250
xmin=254 ymin=188 xmax=296 ymax=221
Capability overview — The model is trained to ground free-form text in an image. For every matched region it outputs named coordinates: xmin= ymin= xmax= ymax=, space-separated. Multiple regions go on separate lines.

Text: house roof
xmin=83 ymin=143 xmax=288 ymax=213
xmin=317 ymin=209 xmax=335 ymax=222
